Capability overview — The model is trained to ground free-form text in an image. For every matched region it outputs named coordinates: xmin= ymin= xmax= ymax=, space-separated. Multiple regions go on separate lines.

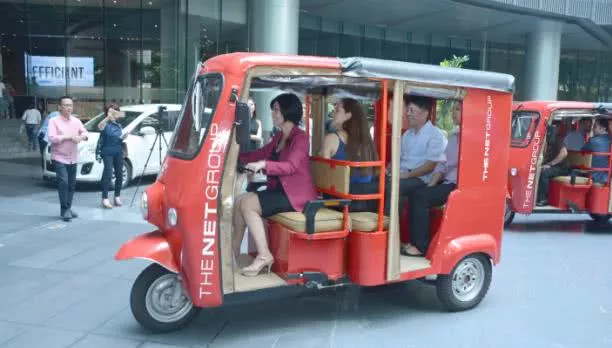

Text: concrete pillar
xmin=248 ymin=0 xmax=299 ymax=142
xmin=523 ymin=19 xmax=562 ymax=101
xmin=160 ymin=1 xmax=177 ymax=103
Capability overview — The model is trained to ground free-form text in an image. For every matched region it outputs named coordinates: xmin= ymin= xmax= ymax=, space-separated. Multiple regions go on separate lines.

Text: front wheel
xmin=436 ymin=254 xmax=492 ymax=312
xmin=130 ymin=263 xmax=200 ymax=333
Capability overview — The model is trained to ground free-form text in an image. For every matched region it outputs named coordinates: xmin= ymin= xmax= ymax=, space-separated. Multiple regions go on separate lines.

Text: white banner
xmin=24 ymin=54 xmax=94 ymax=87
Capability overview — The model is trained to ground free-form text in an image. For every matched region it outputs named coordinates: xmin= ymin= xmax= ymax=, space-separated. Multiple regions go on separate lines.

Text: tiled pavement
xmin=0 ymin=155 xmax=611 ymax=348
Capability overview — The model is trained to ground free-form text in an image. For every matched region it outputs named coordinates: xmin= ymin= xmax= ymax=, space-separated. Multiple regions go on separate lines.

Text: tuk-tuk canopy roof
xmin=202 ymin=53 xmax=515 ymax=98
xmin=513 ymin=100 xmax=612 ymax=118
xmin=339 ymin=57 xmax=515 ymax=93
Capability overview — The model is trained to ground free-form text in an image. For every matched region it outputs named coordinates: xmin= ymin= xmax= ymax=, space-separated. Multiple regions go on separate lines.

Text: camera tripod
xmin=130 ymin=106 xmax=169 ymax=206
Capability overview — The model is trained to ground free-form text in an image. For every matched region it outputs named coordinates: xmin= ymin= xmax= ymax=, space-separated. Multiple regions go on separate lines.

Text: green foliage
xmin=436 ymin=55 xmax=469 ymax=135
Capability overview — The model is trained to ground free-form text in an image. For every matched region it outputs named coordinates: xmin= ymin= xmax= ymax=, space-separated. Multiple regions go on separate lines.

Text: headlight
xmin=140 ymin=192 xmax=148 ymax=219
xmin=167 ymin=208 xmax=178 ymax=226
xmin=510 ymin=168 xmax=518 ymax=176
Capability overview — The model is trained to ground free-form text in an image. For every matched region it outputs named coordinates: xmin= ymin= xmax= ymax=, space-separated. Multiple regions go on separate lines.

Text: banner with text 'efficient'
xmin=24 ymin=54 xmax=94 ymax=87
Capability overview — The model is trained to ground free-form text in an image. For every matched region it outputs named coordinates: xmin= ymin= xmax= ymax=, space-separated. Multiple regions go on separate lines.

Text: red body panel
xmin=267 ymin=222 xmax=348 ymax=281
xmin=588 ymin=186 xmax=611 ymax=214
xmin=115 ymin=230 xmax=180 ymax=273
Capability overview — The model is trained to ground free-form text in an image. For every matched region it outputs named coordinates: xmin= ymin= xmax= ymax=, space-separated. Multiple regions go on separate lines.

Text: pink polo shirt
xmin=48 ymin=115 xmax=89 ymax=164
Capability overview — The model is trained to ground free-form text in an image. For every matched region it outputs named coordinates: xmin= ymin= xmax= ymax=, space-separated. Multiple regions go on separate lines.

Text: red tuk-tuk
xmin=115 ymin=53 xmax=515 ymax=332
xmin=504 ymin=101 xmax=612 ymax=226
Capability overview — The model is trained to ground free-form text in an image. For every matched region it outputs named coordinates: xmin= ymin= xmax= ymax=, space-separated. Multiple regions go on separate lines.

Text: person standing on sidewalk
xmin=21 ymin=103 xmax=42 ymax=151
xmin=95 ymin=103 xmax=126 ymax=209
xmin=47 ymin=96 xmax=89 ymax=221
xmin=37 ymin=110 xmax=60 ymax=170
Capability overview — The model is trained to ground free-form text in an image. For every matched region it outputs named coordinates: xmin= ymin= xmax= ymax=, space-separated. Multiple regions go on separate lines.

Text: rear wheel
xmin=589 ymin=213 xmax=611 ymax=223
xmin=504 ymin=199 xmax=515 ymax=227
xmin=436 ymin=254 xmax=492 ymax=312
xmin=130 ymin=263 xmax=200 ymax=333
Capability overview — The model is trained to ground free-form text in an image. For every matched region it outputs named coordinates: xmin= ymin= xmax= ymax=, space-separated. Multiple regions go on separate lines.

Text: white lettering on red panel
xmin=523 ymin=130 xmax=541 ymax=208
xmin=483 ymin=96 xmax=493 ymax=182
xmin=199 ymin=123 xmax=220 ymax=300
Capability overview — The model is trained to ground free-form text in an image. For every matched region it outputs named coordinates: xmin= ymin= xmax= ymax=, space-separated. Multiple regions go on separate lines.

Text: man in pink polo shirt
xmin=47 ymin=96 xmax=89 ymax=221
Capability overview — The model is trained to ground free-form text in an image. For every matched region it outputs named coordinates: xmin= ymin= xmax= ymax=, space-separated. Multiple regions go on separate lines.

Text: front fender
xmin=437 ymin=234 xmax=499 ymax=274
xmin=115 ymin=230 xmax=179 ymax=273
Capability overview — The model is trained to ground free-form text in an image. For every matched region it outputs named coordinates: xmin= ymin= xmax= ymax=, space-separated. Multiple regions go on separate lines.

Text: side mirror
xmin=139 ymin=126 xmax=156 ymax=136
xmin=235 ymin=102 xmax=251 ymax=153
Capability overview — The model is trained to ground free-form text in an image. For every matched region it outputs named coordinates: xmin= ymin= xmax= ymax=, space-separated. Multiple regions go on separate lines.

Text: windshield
xmin=168 ymin=73 xmax=223 ymax=159
xmin=511 ymin=110 xmax=540 ymax=147
xmin=85 ymin=111 xmax=142 ymax=132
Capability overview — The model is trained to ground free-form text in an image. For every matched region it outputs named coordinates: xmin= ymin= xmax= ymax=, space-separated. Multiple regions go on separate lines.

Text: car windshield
xmin=511 ymin=110 xmax=540 ymax=147
xmin=168 ymin=73 xmax=223 ymax=159
xmin=84 ymin=111 xmax=142 ymax=132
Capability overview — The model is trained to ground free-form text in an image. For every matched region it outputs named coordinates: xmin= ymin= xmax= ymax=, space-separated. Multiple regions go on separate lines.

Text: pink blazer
xmin=239 ymin=126 xmax=317 ymax=212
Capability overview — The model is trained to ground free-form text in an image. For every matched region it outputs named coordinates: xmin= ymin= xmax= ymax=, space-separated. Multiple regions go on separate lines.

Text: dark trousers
xmin=384 ymin=176 xmax=426 ymax=218
xmin=25 ymin=124 xmax=37 ymax=150
xmin=101 ymin=154 xmax=123 ymax=199
xmin=536 ymin=164 xmax=569 ymax=203
xmin=54 ymin=161 xmax=77 ymax=215
xmin=409 ymin=183 xmax=456 ymax=253
xmin=38 ymin=135 xmax=47 ymax=170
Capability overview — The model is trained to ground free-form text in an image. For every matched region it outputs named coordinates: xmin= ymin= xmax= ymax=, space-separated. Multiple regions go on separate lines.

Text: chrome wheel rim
xmin=144 ymin=273 xmax=193 ymax=323
xmin=451 ymin=258 xmax=485 ymax=303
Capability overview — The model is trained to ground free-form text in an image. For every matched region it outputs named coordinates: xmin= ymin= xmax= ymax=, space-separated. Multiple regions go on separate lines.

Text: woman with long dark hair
xmin=321 ymin=97 xmax=379 ymax=211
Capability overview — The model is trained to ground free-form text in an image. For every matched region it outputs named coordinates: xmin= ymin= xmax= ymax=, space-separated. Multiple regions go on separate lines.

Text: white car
xmin=42 ymin=104 xmax=182 ymax=187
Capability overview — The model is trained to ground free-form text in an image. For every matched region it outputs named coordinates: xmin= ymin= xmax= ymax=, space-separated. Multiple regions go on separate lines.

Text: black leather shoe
xmin=62 ymin=211 xmax=72 ymax=222
xmin=69 ymin=210 xmax=78 ymax=218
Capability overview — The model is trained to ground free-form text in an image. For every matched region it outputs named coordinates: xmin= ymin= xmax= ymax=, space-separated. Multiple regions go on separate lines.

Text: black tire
xmin=504 ymin=200 xmax=515 ymax=227
xmin=436 ymin=253 xmax=492 ymax=312
xmin=589 ymin=213 xmax=611 ymax=223
xmin=130 ymin=263 xmax=200 ymax=333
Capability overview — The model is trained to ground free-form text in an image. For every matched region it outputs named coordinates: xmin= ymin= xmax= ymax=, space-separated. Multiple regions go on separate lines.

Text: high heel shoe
xmin=240 ymin=255 xmax=274 ymax=277
xmin=102 ymin=199 xmax=113 ymax=209
xmin=114 ymin=197 xmax=122 ymax=207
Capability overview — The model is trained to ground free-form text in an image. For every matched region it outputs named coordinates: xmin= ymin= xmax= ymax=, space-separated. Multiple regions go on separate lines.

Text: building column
xmin=523 ymin=19 xmax=562 ymax=101
xmin=248 ymin=0 xmax=300 ymax=142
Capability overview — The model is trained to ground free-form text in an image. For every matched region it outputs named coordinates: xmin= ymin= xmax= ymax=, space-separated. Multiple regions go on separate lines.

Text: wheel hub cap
xmin=452 ymin=258 xmax=485 ymax=302
xmin=145 ymin=274 xmax=193 ymax=323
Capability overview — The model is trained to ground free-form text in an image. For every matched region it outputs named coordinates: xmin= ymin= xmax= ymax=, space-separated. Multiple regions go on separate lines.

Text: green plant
xmin=436 ymin=55 xmax=469 ymax=135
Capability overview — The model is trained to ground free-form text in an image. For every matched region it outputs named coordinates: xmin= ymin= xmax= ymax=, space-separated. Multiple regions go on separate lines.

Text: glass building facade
xmin=1 ymin=0 xmax=612 ymax=120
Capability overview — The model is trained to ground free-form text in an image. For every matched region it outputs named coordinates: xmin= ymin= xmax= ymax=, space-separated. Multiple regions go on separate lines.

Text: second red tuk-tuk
xmin=114 ymin=52 xmax=515 ymax=332
xmin=505 ymin=101 xmax=612 ymax=226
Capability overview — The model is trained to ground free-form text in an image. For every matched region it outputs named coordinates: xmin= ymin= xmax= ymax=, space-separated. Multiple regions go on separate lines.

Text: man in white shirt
xmin=383 ymin=96 xmax=447 ymax=237
xmin=21 ymin=103 xmax=42 ymax=151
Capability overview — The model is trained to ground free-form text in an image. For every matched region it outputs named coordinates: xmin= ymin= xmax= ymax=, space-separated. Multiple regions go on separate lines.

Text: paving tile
xmin=43 ymin=278 xmax=132 ymax=332
xmin=0 ymin=326 xmax=84 ymax=348
xmin=68 ymin=334 xmax=141 ymax=348
xmin=0 ymin=274 xmax=115 ymax=325
xmin=0 ymin=322 xmax=26 ymax=346
xmin=9 ymin=240 xmax=98 ymax=269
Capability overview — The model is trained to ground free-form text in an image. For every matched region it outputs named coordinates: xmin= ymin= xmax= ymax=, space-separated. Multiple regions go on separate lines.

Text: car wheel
xmin=130 ymin=263 xmax=200 ymax=333
xmin=436 ymin=253 xmax=492 ymax=312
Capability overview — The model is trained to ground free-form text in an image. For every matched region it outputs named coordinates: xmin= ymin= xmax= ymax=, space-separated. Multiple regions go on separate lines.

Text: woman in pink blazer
xmin=234 ymin=93 xmax=317 ymax=277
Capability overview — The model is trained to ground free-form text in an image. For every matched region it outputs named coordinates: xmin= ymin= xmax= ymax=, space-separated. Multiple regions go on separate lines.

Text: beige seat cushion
xmin=269 ymin=208 xmax=345 ymax=233
xmin=349 ymin=212 xmax=389 ymax=232
xmin=552 ymin=176 xmax=590 ymax=185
